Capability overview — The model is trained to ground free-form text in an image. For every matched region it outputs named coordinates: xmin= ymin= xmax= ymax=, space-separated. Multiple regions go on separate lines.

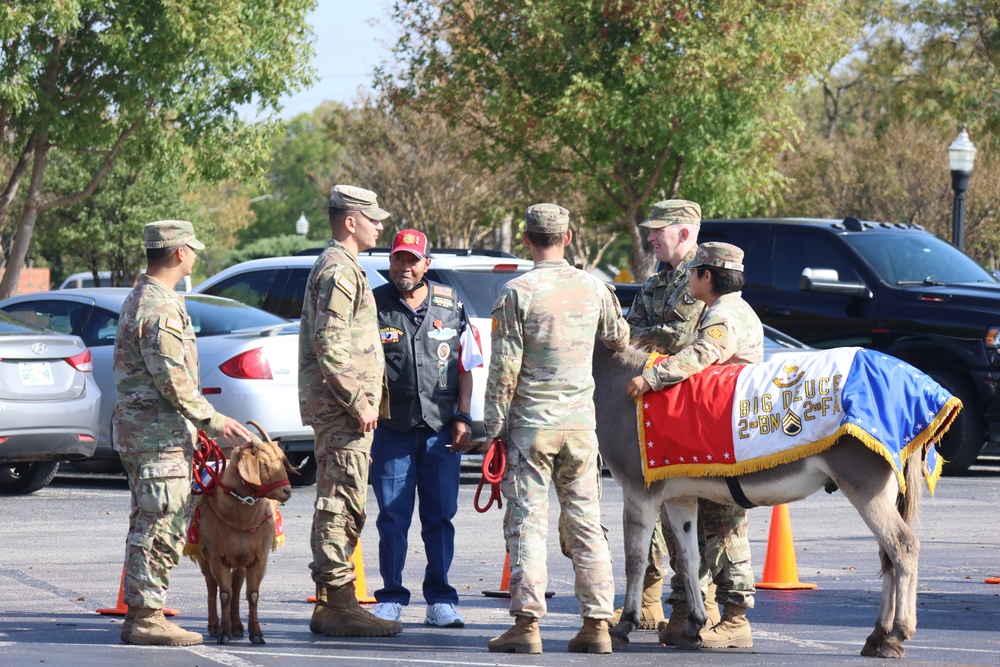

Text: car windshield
xmin=763 ymin=325 xmax=809 ymax=350
xmin=843 ymin=233 xmax=996 ymax=285
xmin=185 ymin=295 xmax=290 ymax=336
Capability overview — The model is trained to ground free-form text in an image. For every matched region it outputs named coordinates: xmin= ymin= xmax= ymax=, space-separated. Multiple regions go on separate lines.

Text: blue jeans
xmin=370 ymin=424 xmax=461 ymax=605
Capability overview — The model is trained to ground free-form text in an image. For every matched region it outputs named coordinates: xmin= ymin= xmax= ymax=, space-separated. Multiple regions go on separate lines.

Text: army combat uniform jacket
xmin=642 ymin=291 xmax=764 ymax=392
xmin=626 ymin=246 xmax=703 ymax=354
xmin=113 ymin=274 xmax=225 ymax=454
xmin=298 ymin=239 xmax=385 ymax=429
xmin=484 ymin=259 xmax=630 ymax=437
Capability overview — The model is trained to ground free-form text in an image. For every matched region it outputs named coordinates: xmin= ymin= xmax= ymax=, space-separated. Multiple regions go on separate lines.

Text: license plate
xmin=19 ymin=362 xmax=54 ymax=386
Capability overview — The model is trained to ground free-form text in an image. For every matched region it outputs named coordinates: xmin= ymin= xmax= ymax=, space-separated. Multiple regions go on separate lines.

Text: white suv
xmin=193 ymin=249 xmax=534 ymax=445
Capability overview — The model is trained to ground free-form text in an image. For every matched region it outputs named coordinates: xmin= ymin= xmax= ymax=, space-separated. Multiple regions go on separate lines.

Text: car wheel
xmin=929 ymin=371 xmax=986 ymax=476
xmin=0 ymin=461 xmax=61 ymax=495
xmin=287 ymin=452 xmax=317 ymax=487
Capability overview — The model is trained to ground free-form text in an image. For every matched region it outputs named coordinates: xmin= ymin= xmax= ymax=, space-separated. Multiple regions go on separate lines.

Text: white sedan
xmin=0 ymin=289 xmax=317 ymax=485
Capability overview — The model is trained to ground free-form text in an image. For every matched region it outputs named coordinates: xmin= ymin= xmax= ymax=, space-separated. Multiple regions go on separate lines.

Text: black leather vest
xmin=374 ymin=280 xmax=463 ymax=433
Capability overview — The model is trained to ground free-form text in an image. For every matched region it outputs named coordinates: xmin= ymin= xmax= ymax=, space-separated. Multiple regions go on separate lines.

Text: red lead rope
xmin=191 ymin=431 xmax=227 ymax=495
xmin=474 ymin=437 xmax=506 ymax=513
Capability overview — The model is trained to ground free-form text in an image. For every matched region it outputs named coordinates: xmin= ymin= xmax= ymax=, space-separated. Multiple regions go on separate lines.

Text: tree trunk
xmin=627 ymin=205 xmax=655 ymax=281
xmin=0 ymin=139 xmax=49 ymax=299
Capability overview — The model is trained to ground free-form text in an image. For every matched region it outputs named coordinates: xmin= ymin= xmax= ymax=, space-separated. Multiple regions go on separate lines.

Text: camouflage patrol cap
xmin=638 ymin=199 xmax=702 ymax=229
xmin=525 ymin=203 xmax=569 ymax=233
xmin=683 ymin=242 xmax=745 ymax=272
xmin=143 ymin=220 xmax=205 ymax=250
xmin=329 ymin=184 xmax=390 ymax=221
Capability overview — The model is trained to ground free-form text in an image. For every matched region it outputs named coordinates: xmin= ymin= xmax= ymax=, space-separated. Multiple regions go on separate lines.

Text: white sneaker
xmin=372 ymin=602 xmax=403 ymax=622
xmin=425 ymin=602 xmax=464 ymax=628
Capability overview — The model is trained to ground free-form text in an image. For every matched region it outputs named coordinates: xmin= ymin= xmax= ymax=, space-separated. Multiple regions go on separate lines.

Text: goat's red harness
xmin=191 ymin=431 xmax=290 ymax=506
xmin=474 ymin=437 xmax=506 ymax=513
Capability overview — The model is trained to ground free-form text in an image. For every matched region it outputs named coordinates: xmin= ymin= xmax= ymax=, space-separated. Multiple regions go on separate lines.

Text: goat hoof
xmin=232 ymin=626 xmax=244 ymax=638
xmin=250 ymin=635 xmax=265 ymax=645
xmin=218 ymin=634 xmax=231 ymax=645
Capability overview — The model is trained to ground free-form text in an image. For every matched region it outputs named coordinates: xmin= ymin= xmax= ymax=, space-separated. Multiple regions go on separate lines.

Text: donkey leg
xmin=839 ymin=465 xmax=918 ymax=659
xmin=663 ymin=497 xmax=705 ymax=650
xmin=609 ymin=485 xmax=662 ymax=651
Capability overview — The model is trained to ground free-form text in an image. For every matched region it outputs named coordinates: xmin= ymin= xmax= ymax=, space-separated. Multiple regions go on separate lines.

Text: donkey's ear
xmin=237 ymin=447 xmax=262 ymax=486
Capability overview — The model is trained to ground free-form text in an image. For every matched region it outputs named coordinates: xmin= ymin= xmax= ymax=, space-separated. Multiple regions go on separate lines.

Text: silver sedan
xmin=0 ymin=310 xmax=101 ymax=494
xmin=0 ymin=289 xmax=317 ymax=485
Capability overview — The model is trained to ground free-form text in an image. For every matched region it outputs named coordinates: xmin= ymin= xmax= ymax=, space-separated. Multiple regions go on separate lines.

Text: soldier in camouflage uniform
xmin=626 ymin=241 xmax=763 ymax=649
xmin=113 ymin=220 xmax=254 ymax=646
xmin=621 ymin=200 xmax=709 ymax=633
xmin=299 ymin=184 xmax=401 ymax=638
xmin=485 ymin=203 xmax=630 ymax=655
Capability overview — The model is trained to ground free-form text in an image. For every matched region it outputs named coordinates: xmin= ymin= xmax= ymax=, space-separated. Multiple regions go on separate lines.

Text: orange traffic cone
xmin=97 ymin=566 xmax=179 ymax=616
xmin=482 ymin=552 xmax=554 ymax=599
xmin=756 ymin=504 xmax=817 ymax=590
xmin=306 ymin=541 xmax=376 ymax=604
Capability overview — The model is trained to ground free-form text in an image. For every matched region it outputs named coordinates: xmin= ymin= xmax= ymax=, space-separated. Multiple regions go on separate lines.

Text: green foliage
xmin=0 ymin=0 xmax=316 ymax=296
xmin=242 ymin=103 xmax=346 ymax=244
xmin=379 ymin=0 xmax=860 ymax=276
xmin=221 ymin=235 xmax=322 ymax=269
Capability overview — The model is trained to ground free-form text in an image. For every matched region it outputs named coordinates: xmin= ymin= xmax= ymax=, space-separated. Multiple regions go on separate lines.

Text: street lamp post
xmin=295 ymin=211 xmax=310 ymax=237
xmin=948 ymin=127 xmax=977 ymax=251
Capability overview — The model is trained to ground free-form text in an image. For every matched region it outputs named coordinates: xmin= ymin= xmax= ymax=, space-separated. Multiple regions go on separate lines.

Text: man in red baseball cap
xmin=369 ymin=229 xmax=483 ymax=629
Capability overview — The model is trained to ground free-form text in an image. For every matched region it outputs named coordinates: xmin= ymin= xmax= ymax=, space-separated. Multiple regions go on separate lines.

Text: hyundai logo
xmin=31 ymin=343 xmax=47 ymax=355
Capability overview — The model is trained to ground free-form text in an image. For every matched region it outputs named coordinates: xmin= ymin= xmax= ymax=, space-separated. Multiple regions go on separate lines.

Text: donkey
xmin=191 ymin=421 xmax=294 ymax=644
xmin=594 ymin=344 xmax=941 ymax=659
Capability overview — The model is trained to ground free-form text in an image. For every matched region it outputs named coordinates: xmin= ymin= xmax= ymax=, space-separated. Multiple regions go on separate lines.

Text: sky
xmin=251 ymin=1 xmax=391 ymax=120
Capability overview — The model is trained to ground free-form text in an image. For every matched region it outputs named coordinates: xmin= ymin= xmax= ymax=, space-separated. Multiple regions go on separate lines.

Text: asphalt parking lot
xmin=1 ymin=450 xmax=998 ymax=667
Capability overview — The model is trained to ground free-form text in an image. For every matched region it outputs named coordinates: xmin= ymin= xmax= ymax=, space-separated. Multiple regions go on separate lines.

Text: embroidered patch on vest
xmin=380 ymin=327 xmax=403 ymax=344
xmin=437 ymin=343 xmax=450 ymax=359
xmin=428 ymin=327 xmax=458 ymax=341
xmin=431 ymin=296 xmax=454 ymax=309
xmin=432 ymin=285 xmax=454 ymax=297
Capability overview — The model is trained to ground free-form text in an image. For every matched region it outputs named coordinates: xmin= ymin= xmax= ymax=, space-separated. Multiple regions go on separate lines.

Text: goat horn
xmin=246 ymin=419 xmax=271 ymax=444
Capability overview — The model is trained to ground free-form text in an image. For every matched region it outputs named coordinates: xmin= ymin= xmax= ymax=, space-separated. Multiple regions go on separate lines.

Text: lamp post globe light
xmin=948 ymin=127 xmax=977 ymax=251
xmin=295 ymin=211 xmax=309 ymax=237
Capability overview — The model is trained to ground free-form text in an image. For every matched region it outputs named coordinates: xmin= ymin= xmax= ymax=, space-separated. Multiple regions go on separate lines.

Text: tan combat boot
xmin=568 ymin=617 xmax=613 ymax=654
xmin=705 ymin=582 xmax=721 ymax=627
xmin=488 ymin=615 xmax=542 ymax=654
xmin=119 ymin=606 xmax=137 ymax=643
xmin=610 ymin=574 xmax=665 ymax=629
xmin=311 ymin=582 xmax=402 ymax=637
xmin=700 ymin=603 xmax=752 ymax=649
xmin=127 ymin=608 xmax=202 ymax=646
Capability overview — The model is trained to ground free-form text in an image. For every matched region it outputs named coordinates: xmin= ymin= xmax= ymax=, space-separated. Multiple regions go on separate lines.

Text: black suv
xmin=699 ymin=216 xmax=1000 ymax=474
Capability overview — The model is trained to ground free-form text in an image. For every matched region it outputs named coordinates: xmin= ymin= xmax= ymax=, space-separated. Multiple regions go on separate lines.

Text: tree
xmin=379 ymin=0 xmax=859 ymax=277
xmin=0 ymin=0 xmax=316 ymax=297
xmin=331 ymin=102 xmax=522 ymax=249
xmin=242 ymin=103 xmax=346 ymax=244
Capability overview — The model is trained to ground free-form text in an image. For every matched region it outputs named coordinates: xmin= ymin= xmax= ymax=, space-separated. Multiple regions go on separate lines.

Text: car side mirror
xmin=799 ymin=268 xmax=872 ymax=298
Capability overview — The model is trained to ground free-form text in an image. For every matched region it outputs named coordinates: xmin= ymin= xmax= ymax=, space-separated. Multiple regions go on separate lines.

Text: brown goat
xmin=192 ymin=421 xmax=294 ymax=644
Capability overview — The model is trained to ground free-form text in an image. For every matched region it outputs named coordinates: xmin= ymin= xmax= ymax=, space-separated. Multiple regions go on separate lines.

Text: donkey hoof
xmin=610 ymin=632 xmax=629 ymax=651
xmin=860 ymin=640 xmax=880 ymax=657
xmin=250 ymin=634 xmax=265 ymax=645
xmin=877 ymin=637 xmax=905 ymax=659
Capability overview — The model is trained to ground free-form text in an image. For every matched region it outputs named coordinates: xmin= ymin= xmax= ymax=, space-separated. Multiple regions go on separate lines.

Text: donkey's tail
xmin=881 ymin=449 xmax=923 ymax=574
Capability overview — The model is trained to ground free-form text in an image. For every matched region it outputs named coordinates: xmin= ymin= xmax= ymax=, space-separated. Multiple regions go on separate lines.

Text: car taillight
xmin=66 ymin=348 xmax=93 ymax=372
xmin=219 ymin=347 xmax=273 ymax=380
xmin=492 ymin=264 xmax=520 ymax=272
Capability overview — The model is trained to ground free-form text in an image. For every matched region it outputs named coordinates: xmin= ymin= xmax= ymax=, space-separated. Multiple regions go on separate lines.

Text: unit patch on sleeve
xmin=380 ymin=327 xmax=403 ymax=345
xmin=707 ymin=327 xmax=725 ymax=339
